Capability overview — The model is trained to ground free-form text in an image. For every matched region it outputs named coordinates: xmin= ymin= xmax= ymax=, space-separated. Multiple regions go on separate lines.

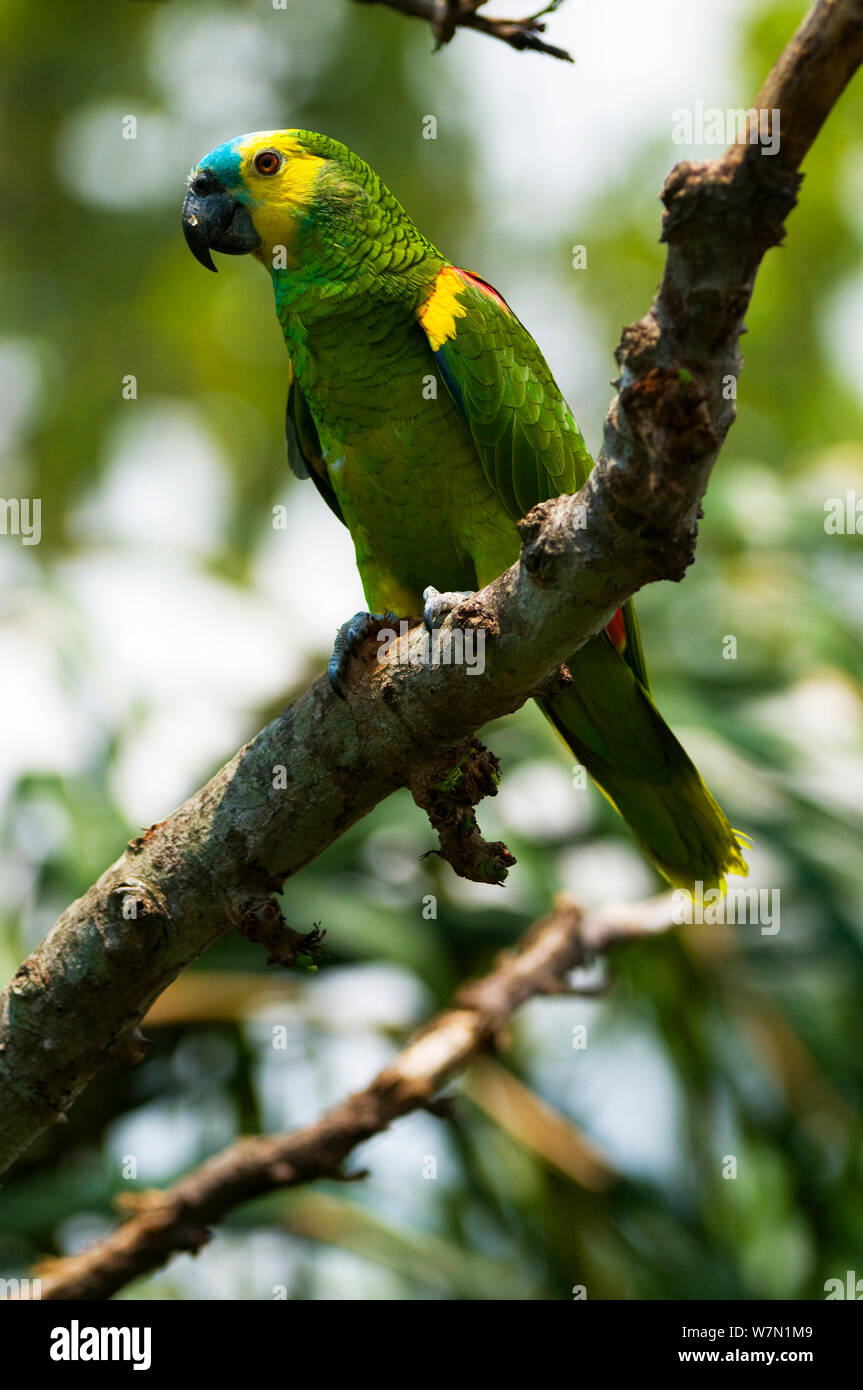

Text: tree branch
xmin=1 ymin=0 xmax=862 ymax=1179
xmin=30 ymin=894 xmax=672 ymax=1301
xmin=352 ymin=0 xmax=574 ymax=62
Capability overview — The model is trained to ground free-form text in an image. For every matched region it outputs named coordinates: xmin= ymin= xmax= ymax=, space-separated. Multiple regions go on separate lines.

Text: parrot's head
xmin=182 ymin=129 xmax=328 ymax=272
xmin=182 ymin=128 xmax=409 ymax=280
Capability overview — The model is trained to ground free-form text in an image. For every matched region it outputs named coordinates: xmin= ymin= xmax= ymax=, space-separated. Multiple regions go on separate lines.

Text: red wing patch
xmin=606 ymin=607 xmax=627 ymax=653
xmin=455 ymin=267 xmax=513 ymax=315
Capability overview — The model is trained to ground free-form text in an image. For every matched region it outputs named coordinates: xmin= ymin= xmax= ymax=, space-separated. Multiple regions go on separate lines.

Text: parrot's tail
xmin=538 ymin=639 xmax=748 ymax=893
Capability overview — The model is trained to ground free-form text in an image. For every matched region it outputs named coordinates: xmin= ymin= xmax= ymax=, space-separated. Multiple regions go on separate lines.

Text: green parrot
xmin=182 ymin=129 xmax=748 ymax=891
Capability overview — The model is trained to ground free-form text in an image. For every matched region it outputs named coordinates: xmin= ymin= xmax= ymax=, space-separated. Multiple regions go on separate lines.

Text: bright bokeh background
xmin=0 ymin=0 xmax=861 ymax=1299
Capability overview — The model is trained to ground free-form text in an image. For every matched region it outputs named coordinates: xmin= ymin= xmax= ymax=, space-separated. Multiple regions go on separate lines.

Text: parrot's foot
xmin=328 ymin=609 xmax=397 ymax=698
xmin=422 ymin=586 xmax=475 ymax=631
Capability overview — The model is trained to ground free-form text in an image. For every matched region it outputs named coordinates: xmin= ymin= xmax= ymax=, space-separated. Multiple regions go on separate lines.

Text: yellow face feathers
xmin=235 ymin=132 xmax=324 ymax=203
xmin=228 ymin=131 xmax=326 ymax=264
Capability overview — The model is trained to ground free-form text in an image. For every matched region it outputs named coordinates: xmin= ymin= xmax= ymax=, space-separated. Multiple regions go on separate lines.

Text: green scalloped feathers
xmin=271 ymin=148 xmax=747 ymax=891
xmin=420 ymin=269 xmax=747 ymax=891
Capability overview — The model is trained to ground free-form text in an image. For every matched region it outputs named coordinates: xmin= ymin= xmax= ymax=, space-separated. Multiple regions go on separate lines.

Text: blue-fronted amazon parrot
xmin=182 ymin=129 xmax=748 ymax=891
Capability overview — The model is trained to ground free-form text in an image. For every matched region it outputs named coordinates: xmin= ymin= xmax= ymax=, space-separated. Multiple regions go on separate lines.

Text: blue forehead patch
xmin=196 ymin=136 xmax=245 ymax=191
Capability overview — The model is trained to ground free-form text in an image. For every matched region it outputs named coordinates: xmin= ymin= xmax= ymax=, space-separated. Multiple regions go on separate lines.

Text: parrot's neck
xmin=263 ymin=194 xmax=445 ymax=324
xmin=270 ymin=253 xmax=443 ymax=324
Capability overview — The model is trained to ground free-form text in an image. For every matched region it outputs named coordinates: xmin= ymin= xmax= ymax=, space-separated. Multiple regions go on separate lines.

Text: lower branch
xmin=31 ymin=893 xmax=675 ymax=1301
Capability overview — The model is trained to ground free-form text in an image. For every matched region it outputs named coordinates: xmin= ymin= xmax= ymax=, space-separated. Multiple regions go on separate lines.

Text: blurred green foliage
xmin=0 ymin=0 xmax=861 ymax=1300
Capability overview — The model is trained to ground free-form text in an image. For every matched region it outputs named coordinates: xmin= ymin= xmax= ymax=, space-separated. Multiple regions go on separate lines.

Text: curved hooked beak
xmin=182 ymin=169 xmax=261 ymax=272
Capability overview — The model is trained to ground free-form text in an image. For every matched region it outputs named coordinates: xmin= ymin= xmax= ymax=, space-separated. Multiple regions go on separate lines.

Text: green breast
xmin=283 ymin=295 xmax=516 ymax=614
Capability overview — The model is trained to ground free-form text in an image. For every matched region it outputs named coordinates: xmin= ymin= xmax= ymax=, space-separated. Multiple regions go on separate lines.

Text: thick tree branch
xmin=31 ymin=894 xmax=672 ymax=1301
xmin=1 ymin=0 xmax=862 ymax=1178
xmin=352 ymin=0 xmax=574 ymax=62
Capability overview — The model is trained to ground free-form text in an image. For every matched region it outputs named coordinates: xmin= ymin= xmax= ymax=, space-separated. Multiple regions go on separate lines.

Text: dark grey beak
xmin=182 ymin=169 xmax=261 ymax=272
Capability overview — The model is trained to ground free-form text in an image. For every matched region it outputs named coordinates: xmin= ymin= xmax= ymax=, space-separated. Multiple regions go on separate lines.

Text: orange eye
xmin=254 ymin=150 xmax=281 ymax=176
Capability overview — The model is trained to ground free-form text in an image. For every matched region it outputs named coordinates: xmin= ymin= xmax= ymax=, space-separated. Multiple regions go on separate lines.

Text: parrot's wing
xmin=417 ymin=266 xmax=593 ymax=516
xmin=285 ymin=360 xmax=346 ymax=525
xmin=285 ymin=359 xmax=311 ymax=481
xmin=417 ymin=265 xmax=650 ymax=692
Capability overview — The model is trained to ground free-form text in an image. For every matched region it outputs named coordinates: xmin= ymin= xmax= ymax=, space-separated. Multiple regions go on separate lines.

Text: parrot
xmin=181 ymin=129 xmax=748 ymax=892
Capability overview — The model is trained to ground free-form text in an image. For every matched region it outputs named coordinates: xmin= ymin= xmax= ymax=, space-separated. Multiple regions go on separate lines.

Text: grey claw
xmin=422 ymin=586 xmax=475 ymax=632
xmin=328 ymin=610 xmax=397 ymax=698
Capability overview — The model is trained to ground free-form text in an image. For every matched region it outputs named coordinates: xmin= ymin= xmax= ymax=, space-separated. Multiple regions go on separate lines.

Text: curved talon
xmin=328 ymin=609 xmax=397 ymax=698
xmin=422 ymin=586 xmax=475 ymax=632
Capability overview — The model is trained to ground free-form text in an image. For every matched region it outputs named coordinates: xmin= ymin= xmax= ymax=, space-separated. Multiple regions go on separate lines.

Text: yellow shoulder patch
xmin=418 ymin=265 xmax=469 ymax=351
